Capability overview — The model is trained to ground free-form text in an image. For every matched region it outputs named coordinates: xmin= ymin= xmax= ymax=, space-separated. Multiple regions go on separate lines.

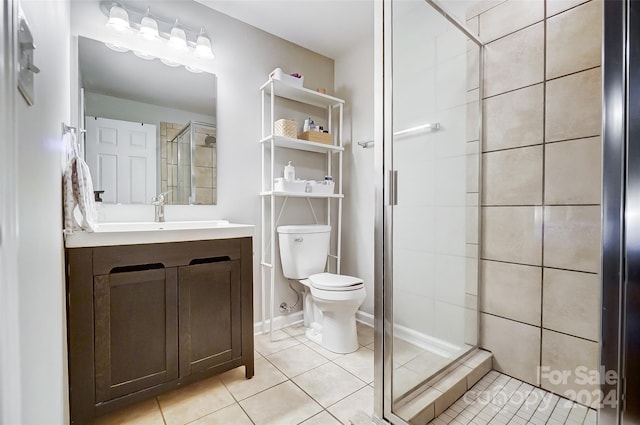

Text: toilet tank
xmin=277 ymin=225 xmax=331 ymax=279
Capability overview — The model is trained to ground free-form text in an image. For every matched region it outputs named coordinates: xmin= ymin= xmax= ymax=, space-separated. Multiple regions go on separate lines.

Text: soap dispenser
xmin=284 ymin=161 xmax=295 ymax=182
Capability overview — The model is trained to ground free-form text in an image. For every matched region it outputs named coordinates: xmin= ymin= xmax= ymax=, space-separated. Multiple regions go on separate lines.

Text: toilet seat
xmin=307 ymin=272 xmax=364 ymax=291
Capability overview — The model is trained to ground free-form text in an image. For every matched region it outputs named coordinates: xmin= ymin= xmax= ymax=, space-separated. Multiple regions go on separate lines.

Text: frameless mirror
xmin=78 ymin=36 xmax=217 ymax=205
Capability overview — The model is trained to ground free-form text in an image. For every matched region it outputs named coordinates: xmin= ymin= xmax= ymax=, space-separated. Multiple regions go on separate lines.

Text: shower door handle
xmin=388 ymin=170 xmax=398 ymax=206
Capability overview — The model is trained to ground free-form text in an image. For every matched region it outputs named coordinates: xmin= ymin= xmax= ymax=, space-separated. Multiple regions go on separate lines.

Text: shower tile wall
xmin=160 ymin=122 xmax=217 ymax=204
xmin=160 ymin=122 xmax=181 ymax=204
xmin=467 ymin=0 xmax=602 ymax=407
xmin=194 ymin=126 xmax=217 ymax=205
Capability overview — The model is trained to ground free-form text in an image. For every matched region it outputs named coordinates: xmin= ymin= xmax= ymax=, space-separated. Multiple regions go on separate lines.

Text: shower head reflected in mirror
xmin=204 ymin=135 xmax=216 ymax=146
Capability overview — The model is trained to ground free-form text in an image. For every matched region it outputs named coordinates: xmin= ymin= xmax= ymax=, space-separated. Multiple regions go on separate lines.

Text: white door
xmin=85 ymin=116 xmax=156 ymax=204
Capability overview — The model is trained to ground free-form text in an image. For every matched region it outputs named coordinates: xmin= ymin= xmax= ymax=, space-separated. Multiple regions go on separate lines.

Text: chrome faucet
xmin=152 ymin=191 xmax=169 ymax=222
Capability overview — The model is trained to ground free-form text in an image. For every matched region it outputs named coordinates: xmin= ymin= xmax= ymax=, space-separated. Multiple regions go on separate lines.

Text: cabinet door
xmin=179 ymin=260 xmax=241 ymax=376
xmin=94 ymin=268 xmax=178 ymax=402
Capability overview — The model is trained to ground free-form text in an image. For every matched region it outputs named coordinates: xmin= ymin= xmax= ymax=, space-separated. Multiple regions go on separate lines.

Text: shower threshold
xmin=395 ymin=349 xmax=493 ymax=423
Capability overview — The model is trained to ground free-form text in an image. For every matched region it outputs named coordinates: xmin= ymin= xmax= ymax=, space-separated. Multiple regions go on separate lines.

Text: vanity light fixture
xmin=160 ymin=58 xmax=181 ymax=67
xmin=105 ymin=42 xmax=129 ymax=53
xmin=138 ymin=8 xmax=160 ymax=42
xmin=168 ymin=19 xmax=188 ymax=51
xmin=100 ymin=1 xmax=215 ymax=68
xmin=194 ymin=27 xmax=214 ymax=60
xmin=185 ymin=65 xmax=203 ymax=74
xmin=133 ymin=50 xmax=155 ymax=60
xmin=105 ymin=2 xmax=130 ymax=32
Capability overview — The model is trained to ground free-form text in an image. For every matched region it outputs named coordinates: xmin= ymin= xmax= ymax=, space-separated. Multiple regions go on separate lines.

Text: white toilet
xmin=277 ymin=224 xmax=365 ymax=354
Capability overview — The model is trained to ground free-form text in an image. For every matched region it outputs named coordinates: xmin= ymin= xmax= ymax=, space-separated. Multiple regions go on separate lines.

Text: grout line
xmin=546 ymin=0 xmax=592 ymax=19
xmin=479 ymin=311 xmax=540 ymax=329
xmin=466 ymin=0 xmax=508 ymax=22
xmin=482 ymin=133 xmax=603 ymax=155
xmin=155 ymin=397 xmax=168 ymax=425
xmin=544 ymin=134 xmax=602 ymax=145
xmin=479 ymin=258 xmax=600 ymax=275
xmin=482 ymin=14 xmax=544 ymax=46
xmin=545 ymin=65 xmax=601 ymax=83
xmin=541 ymin=0 xmax=548 ymax=388
xmin=482 ymin=142 xmax=545 ymax=154
xmin=540 ymin=327 xmax=600 ymax=344
xmin=482 ymin=80 xmax=544 ymax=101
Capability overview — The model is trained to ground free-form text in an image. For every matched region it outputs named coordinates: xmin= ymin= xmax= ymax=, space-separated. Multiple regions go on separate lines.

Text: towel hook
xmin=62 ymin=122 xmax=87 ymax=137
xmin=62 ymin=123 xmax=77 ymax=137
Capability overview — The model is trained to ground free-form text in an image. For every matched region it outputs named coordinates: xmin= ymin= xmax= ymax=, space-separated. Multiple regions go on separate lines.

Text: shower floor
xmin=430 ymin=370 xmax=598 ymax=425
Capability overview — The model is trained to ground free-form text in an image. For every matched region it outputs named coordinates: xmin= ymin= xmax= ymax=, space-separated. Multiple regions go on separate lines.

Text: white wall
xmin=335 ymin=34 xmax=375 ymax=315
xmin=0 ymin=2 xmax=21 ymax=422
xmin=71 ymin=0 xmax=336 ymax=323
xmin=85 ymin=92 xmax=215 ymax=127
xmin=15 ymin=0 xmax=71 ymax=422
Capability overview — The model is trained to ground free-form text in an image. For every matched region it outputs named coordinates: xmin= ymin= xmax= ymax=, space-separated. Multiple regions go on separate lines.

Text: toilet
xmin=277 ymin=224 xmax=365 ymax=354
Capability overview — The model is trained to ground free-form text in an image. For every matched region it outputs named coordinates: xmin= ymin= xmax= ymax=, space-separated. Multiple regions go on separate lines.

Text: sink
xmin=96 ymin=220 xmax=231 ymax=232
xmin=64 ymin=220 xmax=254 ymax=248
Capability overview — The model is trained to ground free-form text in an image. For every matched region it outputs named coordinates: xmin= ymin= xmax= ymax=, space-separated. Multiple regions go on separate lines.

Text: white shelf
xmin=261 ymin=79 xmax=345 ymax=108
xmin=260 ymin=191 xmax=344 ymax=199
xmin=259 ymin=135 xmax=344 ymax=153
xmin=260 ymin=77 xmax=345 ymax=339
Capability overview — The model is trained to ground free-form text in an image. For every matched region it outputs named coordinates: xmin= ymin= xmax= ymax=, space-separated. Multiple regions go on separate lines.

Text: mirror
xmin=78 ymin=36 xmax=217 ymax=205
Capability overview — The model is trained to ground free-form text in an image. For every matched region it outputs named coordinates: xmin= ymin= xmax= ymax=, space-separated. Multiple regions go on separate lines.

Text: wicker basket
xmin=298 ymin=131 xmax=333 ymax=145
xmin=274 ymin=119 xmax=297 ymax=138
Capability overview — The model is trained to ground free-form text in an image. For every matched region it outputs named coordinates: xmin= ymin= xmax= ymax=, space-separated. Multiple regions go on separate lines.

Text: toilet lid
xmin=308 ymin=273 xmax=364 ymax=291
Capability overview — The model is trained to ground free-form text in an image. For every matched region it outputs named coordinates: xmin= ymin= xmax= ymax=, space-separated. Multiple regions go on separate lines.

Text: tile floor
xmin=91 ymin=323 xmax=597 ymax=425
xmin=92 ymin=322 xmax=376 ymax=425
xmin=433 ymin=371 xmax=598 ymax=425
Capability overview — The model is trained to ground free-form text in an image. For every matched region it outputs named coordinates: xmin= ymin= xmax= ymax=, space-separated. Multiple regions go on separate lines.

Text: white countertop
xmin=64 ymin=220 xmax=255 ymax=248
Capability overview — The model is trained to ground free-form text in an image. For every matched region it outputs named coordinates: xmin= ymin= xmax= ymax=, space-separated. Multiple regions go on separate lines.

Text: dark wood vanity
xmin=65 ymin=237 xmax=254 ymax=424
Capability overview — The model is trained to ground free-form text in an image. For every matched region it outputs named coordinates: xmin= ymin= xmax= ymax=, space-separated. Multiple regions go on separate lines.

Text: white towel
xmin=63 ymin=131 xmax=97 ymax=233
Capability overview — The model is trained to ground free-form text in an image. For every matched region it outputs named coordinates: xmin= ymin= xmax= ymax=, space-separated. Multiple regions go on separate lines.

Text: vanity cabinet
xmin=178 ymin=261 xmax=241 ymax=376
xmin=94 ymin=267 xmax=179 ymax=403
xmin=66 ymin=238 xmax=253 ymax=424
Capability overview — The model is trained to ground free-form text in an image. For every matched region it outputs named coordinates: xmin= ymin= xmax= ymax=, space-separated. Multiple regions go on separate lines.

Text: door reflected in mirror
xmin=78 ymin=36 xmax=217 ymax=205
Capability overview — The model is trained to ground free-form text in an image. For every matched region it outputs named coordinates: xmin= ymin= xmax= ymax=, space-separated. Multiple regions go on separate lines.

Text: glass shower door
xmin=380 ymin=0 xmax=483 ymax=422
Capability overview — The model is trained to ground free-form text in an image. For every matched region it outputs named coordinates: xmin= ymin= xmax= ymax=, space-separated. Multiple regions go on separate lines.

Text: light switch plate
xmin=17 ymin=12 xmax=38 ymax=106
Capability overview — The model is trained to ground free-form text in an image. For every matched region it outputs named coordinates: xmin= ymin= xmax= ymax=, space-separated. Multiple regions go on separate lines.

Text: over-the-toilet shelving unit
xmin=260 ymin=78 xmax=345 ymax=338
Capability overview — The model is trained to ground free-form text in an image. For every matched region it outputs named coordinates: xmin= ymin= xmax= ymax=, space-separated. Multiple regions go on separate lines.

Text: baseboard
xmin=355 ymin=310 xmax=461 ymax=358
xmin=356 ymin=310 xmax=374 ymax=327
xmin=254 ymin=311 xmax=304 ymax=335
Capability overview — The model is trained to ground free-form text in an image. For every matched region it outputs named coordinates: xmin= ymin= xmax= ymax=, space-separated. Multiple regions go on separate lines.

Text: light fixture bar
xmin=99 ymin=1 xmax=206 ymax=48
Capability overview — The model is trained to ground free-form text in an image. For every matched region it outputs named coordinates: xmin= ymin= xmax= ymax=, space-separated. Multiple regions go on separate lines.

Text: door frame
xmin=0 ymin=0 xmax=22 ymax=422
xmin=602 ymin=0 xmax=628 ymax=423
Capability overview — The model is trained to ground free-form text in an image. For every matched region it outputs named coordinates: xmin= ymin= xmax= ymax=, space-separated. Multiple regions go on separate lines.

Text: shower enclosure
xmin=162 ymin=120 xmax=216 ymax=204
xmin=375 ymin=0 xmax=483 ymax=423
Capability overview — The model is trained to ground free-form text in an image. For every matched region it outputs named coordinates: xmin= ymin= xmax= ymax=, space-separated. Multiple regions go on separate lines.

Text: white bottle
xmin=284 ymin=161 xmax=295 ymax=182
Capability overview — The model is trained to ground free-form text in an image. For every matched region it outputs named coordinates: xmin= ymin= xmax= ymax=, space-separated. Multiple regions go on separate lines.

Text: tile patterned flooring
xmin=92 ymin=323 xmax=597 ymax=425
xmin=432 ymin=371 xmax=598 ymax=425
xmin=92 ymin=323 xmax=376 ymax=425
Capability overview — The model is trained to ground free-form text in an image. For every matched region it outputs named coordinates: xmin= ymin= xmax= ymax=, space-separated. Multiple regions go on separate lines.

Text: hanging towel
xmin=63 ymin=131 xmax=97 ymax=233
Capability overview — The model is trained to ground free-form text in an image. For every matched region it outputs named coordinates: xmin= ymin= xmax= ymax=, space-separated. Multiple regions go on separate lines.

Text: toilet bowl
xmin=277 ymin=225 xmax=366 ymax=354
xmin=301 ymin=273 xmax=366 ymax=354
